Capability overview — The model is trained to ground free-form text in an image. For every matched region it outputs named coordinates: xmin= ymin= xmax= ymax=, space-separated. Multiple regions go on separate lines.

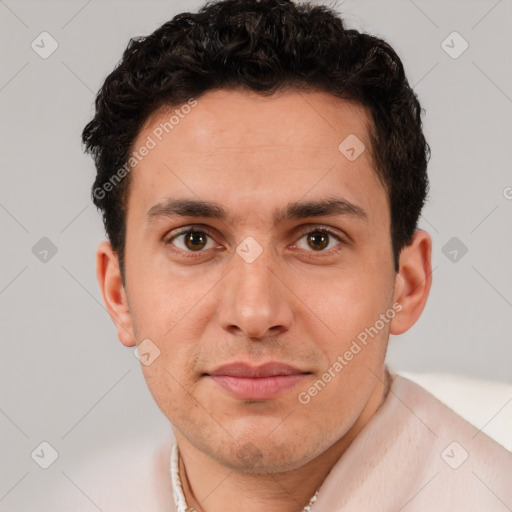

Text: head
xmin=83 ymin=0 xmax=432 ymax=474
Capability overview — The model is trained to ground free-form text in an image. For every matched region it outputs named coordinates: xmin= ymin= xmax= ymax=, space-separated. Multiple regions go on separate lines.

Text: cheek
xmin=301 ymin=270 xmax=393 ymax=345
xmin=129 ymin=286 xmax=208 ymax=415
xmin=138 ymin=325 xmax=201 ymax=406
xmin=127 ymin=261 xmax=203 ymax=337
xmin=141 ymin=364 xmax=198 ymax=428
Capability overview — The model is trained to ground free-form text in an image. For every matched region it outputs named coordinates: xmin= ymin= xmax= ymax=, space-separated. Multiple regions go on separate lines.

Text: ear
xmin=96 ymin=240 xmax=136 ymax=347
xmin=390 ymin=230 xmax=432 ymax=335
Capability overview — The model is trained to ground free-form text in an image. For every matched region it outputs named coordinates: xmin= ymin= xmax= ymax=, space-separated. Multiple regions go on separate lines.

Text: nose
xmin=217 ymin=245 xmax=293 ymax=340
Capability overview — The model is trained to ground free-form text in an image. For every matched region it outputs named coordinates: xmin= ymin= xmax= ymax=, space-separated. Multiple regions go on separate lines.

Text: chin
xmin=205 ymin=430 xmax=328 ymax=475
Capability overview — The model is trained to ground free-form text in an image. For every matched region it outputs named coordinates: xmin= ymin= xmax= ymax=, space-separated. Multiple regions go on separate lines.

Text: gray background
xmin=1 ymin=0 xmax=511 ymax=509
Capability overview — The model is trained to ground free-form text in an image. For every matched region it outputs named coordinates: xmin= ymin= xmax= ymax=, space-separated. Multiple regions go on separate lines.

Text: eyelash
xmin=164 ymin=225 xmax=346 ymax=258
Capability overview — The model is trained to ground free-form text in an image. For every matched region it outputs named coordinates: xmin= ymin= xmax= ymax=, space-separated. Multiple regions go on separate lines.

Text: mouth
xmin=204 ymin=362 xmax=311 ymax=400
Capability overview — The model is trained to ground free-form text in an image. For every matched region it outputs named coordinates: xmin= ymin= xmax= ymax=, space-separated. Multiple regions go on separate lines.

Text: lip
xmin=208 ymin=362 xmax=306 ymax=378
xmin=205 ymin=362 xmax=310 ymax=400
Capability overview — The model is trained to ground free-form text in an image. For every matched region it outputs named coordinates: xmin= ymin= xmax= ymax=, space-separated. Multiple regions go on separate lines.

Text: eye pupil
xmin=172 ymin=228 xmax=337 ymax=254
xmin=308 ymin=232 xmax=329 ymax=251
xmin=185 ymin=231 xmax=207 ymax=251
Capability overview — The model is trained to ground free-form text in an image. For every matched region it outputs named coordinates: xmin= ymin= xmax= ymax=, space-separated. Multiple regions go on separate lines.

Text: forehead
xmin=126 ymin=89 xmax=386 ymax=225
xmin=143 ymin=88 xmax=373 ymax=153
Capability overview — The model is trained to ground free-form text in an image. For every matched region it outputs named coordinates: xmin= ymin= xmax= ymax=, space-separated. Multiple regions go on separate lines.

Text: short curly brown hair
xmin=82 ymin=0 xmax=430 ymax=283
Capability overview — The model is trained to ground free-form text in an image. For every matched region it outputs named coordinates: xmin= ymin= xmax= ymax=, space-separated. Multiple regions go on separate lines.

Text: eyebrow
xmin=146 ymin=196 xmax=368 ymax=226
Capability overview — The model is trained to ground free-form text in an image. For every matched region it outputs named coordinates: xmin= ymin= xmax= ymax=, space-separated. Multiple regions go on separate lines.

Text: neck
xmin=174 ymin=370 xmax=390 ymax=512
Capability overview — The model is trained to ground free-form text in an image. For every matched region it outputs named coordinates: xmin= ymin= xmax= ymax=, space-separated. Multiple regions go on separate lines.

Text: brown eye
xmin=183 ymin=231 xmax=208 ymax=251
xmin=295 ymin=228 xmax=342 ymax=253
xmin=167 ymin=229 xmax=215 ymax=252
xmin=307 ymin=231 xmax=330 ymax=251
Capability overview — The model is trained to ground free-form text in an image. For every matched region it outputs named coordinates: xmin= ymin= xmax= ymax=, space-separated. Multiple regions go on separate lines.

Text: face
xmin=102 ymin=89 xmax=421 ymax=474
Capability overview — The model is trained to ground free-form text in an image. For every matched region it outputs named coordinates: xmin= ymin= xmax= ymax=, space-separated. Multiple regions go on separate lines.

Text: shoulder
xmin=382 ymin=373 xmax=512 ymax=508
xmin=42 ymin=431 xmax=175 ymax=511
xmin=312 ymin=372 xmax=512 ymax=511
xmin=396 ymin=369 xmax=512 ymax=451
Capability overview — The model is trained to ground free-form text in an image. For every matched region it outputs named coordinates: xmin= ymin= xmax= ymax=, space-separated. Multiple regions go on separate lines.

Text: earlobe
xmin=390 ymin=230 xmax=432 ymax=335
xmin=96 ymin=240 xmax=136 ymax=347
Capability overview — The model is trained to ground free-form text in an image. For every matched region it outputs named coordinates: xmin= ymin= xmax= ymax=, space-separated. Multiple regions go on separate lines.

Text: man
xmin=82 ymin=0 xmax=512 ymax=510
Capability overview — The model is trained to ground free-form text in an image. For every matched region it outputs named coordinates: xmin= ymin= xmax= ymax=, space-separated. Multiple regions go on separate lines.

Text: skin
xmin=96 ymin=89 xmax=432 ymax=512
